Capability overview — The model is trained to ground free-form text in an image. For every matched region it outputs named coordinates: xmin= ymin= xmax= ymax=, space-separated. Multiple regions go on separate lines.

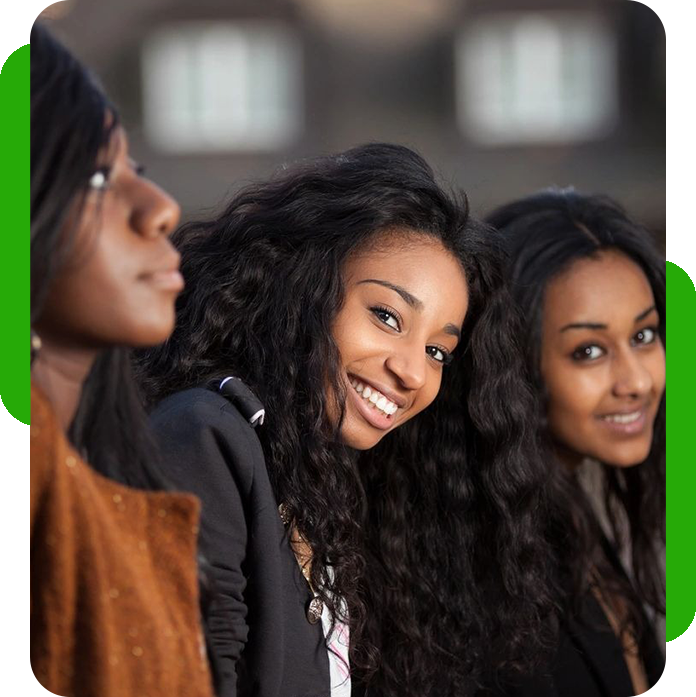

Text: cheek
xmin=335 ymin=323 xmax=391 ymax=369
xmin=543 ymin=363 xmax=605 ymax=432
xmin=332 ymin=306 xmax=369 ymax=362
xmin=75 ymin=246 xmax=137 ymax=318
xmin=38 ymin=241 xmax=175 ymax=347
xmin=405 ymin=374 xmax=442 ymax=420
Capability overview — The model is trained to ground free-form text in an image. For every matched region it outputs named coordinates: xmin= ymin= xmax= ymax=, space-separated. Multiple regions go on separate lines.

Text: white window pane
xmin=142 ymin=21 xmax=302 ymax=152
xmin=456 ymin=12 xmax=618 ymax=146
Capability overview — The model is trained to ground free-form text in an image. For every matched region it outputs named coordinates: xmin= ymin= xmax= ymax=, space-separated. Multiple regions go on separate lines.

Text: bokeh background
xmin=35 ymin=0 xmax=668 ymax=652
xmin=43 ymin=0 xmax=665 ymax=246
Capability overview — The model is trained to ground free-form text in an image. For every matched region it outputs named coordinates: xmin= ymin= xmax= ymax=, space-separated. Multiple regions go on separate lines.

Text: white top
xmin=321 ymin=600 xmax=351 ymax=697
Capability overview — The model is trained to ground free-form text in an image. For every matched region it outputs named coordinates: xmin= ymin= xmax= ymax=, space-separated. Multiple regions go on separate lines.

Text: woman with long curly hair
xmin=30 ymin=23 xmax=215 ymax=696
xmin=137 ymin=144 xmax=559 ymax=697
xmin=486 ymin=189 xmax=665 ymax=696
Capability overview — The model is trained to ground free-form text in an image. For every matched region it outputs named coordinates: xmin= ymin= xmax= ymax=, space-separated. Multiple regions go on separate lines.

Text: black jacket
xmin=494 ymin=572 xmax=664 ymax=697
xmin=150 ymin=387 xmax=331 ymax=697
xmin=497 ymin=593 xmax=664 ymax=697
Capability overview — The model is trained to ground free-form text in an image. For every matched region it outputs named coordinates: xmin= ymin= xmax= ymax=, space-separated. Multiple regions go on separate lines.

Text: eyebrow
xmin=357 ymin=279 xmax=423 ymax=310
xmin=358 ymin=278 xmax=462 ymax=341
xmin=560 ymin=305 xmax=658 ymax=333
xmin=444 ymin=323 xmax=461 ymax=341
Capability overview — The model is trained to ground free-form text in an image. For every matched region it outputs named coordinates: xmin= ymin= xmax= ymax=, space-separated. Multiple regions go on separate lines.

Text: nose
xmin=612 ymin=349 xmax=652 ymax=398
xmin=131 ymin=179 xmax=181 ymax=239
xmin=385 ymin=341 xmax=427 ymax=391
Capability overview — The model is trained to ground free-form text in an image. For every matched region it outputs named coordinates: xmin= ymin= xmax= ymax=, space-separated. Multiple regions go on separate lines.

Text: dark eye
xmin=372 ymin=306 xmax=401 ymax=331
xmin=633 ymin=326 xmax=657 ymax=346
xmin=88 ymin=166 xmax=111 ymax=191
xmin=571 ymin=344 xmax=605 ymax=361
xmin=426 ymin=345 xmax=452 ymax=366
xmin=133 ymin=162 xmax=147 ymax=177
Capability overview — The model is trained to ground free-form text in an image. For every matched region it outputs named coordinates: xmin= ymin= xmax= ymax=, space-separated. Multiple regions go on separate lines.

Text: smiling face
xmin=540 ymin=249 xmax=665 ymax=468
xmin=34 ymin=126 xmax=182 ymax=350
xmin=331 ymin=232 xmax=469 ymax=450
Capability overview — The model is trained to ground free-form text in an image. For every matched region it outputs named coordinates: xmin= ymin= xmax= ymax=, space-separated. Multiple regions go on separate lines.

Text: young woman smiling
xmin=487 ymin=189 xmax=666 ymax=696
xmin=30 ymin=24 xmax=213 ymax=696
xmin=137 ymin=144 xmax=559 ymax=697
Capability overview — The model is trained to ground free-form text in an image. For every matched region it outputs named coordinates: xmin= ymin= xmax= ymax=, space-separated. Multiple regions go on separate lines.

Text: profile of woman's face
xmin=331 ymin=232 xmax=469 ymax=450
xmin=34 ymin=126 xmax=182 ymax=350
xmin=540 ymin=249 xmax=665 ymax=467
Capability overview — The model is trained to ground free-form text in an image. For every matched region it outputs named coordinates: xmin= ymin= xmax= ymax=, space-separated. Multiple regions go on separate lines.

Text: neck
xmin=31 ymin=338 xmax=99 ymax=433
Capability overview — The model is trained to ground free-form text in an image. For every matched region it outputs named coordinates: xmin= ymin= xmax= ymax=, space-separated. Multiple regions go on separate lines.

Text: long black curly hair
xmin=137 ymin=144 xmax=560 ymax=695
xmin=486 ymin=188 xmax=666 ymax=653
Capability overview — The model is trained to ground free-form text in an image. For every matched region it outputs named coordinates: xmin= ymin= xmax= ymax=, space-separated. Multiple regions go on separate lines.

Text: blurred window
xmin=142 ymin=22 xmax=302 ymax=152
xmin=456 ymin=12 xmax=618 ymax=146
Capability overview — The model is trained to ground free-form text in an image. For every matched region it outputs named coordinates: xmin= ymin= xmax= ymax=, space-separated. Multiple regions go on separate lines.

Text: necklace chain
xmin=278 ymin=503 xmax=324 ymax=624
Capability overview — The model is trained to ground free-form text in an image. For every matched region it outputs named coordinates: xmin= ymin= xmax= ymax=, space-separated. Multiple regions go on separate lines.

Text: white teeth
xmin=603 ymin=411 xmax=642 ymax=424
xmin=349 ymin=378 xmax=398 ymax=416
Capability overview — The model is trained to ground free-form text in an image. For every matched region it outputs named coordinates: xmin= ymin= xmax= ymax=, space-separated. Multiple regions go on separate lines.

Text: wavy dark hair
xmin=137 ymin=143 xmax=560 ymax=695
xmin=486 ymin=188 xmax=666 ymax=651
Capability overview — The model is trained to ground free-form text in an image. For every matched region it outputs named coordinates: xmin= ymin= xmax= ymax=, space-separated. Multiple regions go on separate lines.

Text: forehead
xmin=345 ymin=231 xmax=457 ymax=277
xmin=344 ymin=230 xmax=469 ymax=321
xmin=544 ymin=249 xmax=655 ymax=326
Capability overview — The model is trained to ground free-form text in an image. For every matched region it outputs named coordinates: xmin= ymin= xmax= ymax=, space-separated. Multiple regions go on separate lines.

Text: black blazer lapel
xmin=567 ymin=594 xmax=635 ymax=697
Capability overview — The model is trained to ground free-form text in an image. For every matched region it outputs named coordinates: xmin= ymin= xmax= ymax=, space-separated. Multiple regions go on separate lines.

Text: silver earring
xmin=31 ymin=329 xmax=42 ymax=363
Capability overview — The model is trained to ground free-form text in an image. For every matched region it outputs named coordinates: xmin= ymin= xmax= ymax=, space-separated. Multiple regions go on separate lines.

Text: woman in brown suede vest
xmin=30 ymin=23 xmax=214 ymax=697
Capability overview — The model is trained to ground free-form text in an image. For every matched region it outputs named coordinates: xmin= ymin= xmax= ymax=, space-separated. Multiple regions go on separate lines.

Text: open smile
xmin=596 ymin=407 xmax=649 ymax=436
xmin=347 ymin=374 xmax=404 ymax=430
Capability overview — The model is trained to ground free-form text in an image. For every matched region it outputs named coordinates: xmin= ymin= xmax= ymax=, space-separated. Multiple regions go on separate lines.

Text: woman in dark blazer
xmin=486 ymin=189 xmax=666 ymax=696
xmin=137 ymin=145 xmax=562 ymax=697
xmin=148 ymin=381 xmax=331 ymax=696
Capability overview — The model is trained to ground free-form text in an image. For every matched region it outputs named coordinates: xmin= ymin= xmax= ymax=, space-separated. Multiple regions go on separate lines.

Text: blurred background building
xmin=44 ymin=0 xmax=665 ymax=245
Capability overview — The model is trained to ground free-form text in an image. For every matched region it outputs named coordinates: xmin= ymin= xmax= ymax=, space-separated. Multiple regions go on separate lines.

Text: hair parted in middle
xmin=137 ymin=143 xmax=561 ymax=695
xmin=486 ymin=187 xmax=665 ymax=656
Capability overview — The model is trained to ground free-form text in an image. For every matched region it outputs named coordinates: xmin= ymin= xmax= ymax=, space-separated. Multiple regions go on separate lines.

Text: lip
xmin=347 ymin=373 xmax=407 ymax=408
xmin=595 ymin=406 xmax=650 ymax=436
xmin=139 ymin=268 xmax=185 ymax=291
xmin=346 ymin=379 xmax=397 ymax=431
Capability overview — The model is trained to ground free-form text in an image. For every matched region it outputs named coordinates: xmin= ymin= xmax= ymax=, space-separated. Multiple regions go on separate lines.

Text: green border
xmin=0 ymin=45 xmax=30 ymax=695
xmin=665 ymin=262 xmax=695 ymax=641
xmin=20 ymin=9 xmax=680 ymax=695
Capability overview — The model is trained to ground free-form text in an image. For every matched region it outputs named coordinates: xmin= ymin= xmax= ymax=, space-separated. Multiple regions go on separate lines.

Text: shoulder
xmin=151 ymin=387 xmax=250 ymax=430
xmin=151 ymin=387 xmax=263 ymax=450
xmin=30 ymin=384 xmax=66 ymax=522
xmin=31 ymin=387 xmax=160 ymax=534
xmin=149 ymin=387 xmax=265 ymax=487
xmin=31 ymin=383 xmax=56 ymax=447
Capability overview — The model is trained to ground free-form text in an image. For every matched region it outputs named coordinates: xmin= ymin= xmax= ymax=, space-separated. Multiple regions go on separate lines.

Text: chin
xmin=595 ymin=440 xmax=653 ymax=468
xmin=339 ymin=423 xmax=386 ymax=451
xmin=129 ymin=318 xmax=177 ymax=348
xmin=342 ymin=435 xmax=385 ymax=451
xmin=600 ymin=450 xmax=651 ymax=468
